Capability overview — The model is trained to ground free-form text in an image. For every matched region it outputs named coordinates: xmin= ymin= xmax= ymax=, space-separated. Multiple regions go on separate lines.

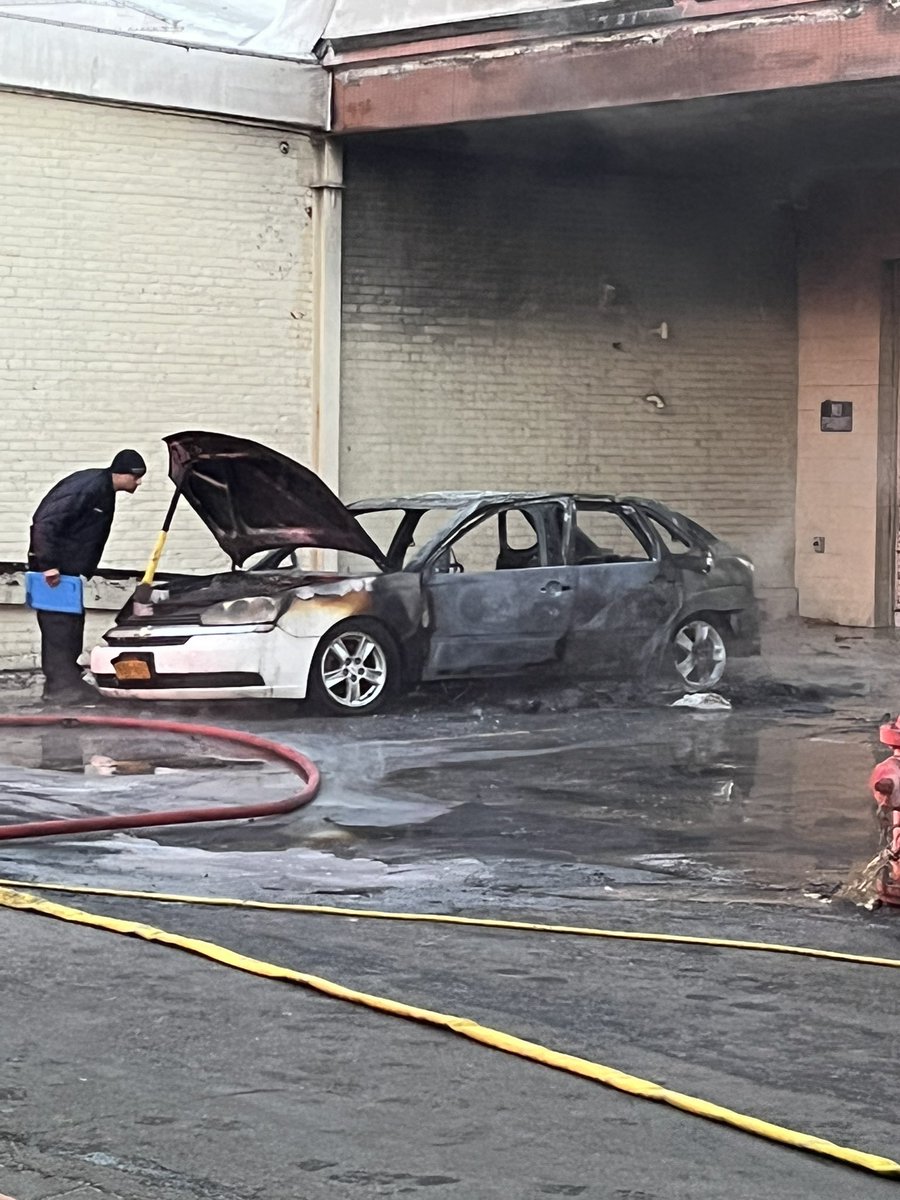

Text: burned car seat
xmin=496 ymin=544 xmax=539 ymax=570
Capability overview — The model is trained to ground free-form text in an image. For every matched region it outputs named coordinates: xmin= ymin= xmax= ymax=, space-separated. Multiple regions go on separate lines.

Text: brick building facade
xmin=4 ymin=2 xmax=900 ymax=669
xmin=340 ymin=143 xmax=797 ymax=609
xmin=0 ymin=18 xmax=325 ymax=667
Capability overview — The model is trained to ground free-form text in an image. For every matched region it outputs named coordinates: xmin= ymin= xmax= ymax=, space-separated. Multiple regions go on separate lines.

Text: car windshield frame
xmin=350 ymin=502 xmax=478 ymax=572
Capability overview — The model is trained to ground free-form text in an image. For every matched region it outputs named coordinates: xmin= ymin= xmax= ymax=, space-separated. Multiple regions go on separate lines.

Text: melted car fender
xmin=277 ymin=577 xmax=376 ymax=640
xmin=276 ymin=574 xmax=424 ymax=658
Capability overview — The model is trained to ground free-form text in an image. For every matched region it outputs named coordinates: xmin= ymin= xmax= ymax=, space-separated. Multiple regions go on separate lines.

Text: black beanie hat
xmin=110 ymin=449 xmax=147 ymax=476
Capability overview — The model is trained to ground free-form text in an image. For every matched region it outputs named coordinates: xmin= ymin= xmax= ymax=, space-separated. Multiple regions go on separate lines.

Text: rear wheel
xmin=308 ymin=619 xmax=399 ymax=716
xmin=671 ymin=616 xmax=727 ymax=690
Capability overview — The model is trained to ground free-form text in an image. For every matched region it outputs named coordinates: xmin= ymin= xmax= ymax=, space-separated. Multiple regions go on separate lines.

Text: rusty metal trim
xmin=325 ymin=0 xmax=824 ymax=66
xmin=332 ymin=3 xmax=899 ymax=132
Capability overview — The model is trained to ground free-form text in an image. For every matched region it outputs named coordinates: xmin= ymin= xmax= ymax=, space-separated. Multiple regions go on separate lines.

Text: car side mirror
xmin=682 ymin=550 xmax=713 ymax=574
xmin=430 ymin=549 xmax=464 ymax=575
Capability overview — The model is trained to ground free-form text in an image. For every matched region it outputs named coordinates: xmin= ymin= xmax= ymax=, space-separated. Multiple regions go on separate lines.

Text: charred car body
xmin=90 ymin=432 xmax=760 ymax=714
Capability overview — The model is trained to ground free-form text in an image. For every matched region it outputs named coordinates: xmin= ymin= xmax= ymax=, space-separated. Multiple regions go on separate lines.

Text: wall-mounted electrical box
xmin=820 ymin=401 xmax=852 ymax=432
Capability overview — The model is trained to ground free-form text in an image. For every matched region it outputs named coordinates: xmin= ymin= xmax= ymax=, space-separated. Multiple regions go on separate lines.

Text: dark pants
xmin=37 ymin=610 xmax=86 ymax=697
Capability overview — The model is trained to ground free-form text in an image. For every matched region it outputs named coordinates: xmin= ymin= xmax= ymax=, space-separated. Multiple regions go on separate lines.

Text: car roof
xmin=348 ymin=491 xmax=649 ymax=511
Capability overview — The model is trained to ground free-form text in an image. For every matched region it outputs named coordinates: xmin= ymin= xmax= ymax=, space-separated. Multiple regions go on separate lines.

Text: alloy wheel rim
xmin=673 ymin=620 xmax=727 ymax=688
xmin=321 ymin=631 xmax=388 ymax=708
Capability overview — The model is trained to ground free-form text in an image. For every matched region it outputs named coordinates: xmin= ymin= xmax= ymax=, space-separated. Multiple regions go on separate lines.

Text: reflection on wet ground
xmin=0 ymin=704 xmax=888 ymax=904
xmin=0 ymin=728 xmax=290 ymax=822
xmin=370 ymin=715 xmax=880 ymax=886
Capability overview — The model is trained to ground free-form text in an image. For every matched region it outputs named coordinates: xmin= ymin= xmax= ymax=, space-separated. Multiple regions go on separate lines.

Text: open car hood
xmin=165 ymin=431 xmax=386 ymax=568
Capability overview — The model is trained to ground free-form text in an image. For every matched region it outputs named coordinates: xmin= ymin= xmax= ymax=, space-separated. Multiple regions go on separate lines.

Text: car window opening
xmin=572 ymin=505 xmax=652 ymax=565
xmin=647 ymin=515 xmax=694 ymax=556
xmin=435 ymin=507 xmax=545 ymax=574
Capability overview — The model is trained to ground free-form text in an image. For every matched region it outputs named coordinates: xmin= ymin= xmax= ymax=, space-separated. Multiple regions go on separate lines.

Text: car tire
xmin=671 ymin=615 xmax=728 ymax=691
xmin=308 ymin=618 xmax=400 ymax=716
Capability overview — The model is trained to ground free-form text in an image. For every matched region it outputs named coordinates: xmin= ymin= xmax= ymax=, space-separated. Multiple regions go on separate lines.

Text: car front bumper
xmin=90 ymin=623 xmax=317 ymax=700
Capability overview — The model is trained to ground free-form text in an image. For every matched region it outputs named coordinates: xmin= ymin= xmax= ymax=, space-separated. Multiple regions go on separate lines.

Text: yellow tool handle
xmin=139 ymin=489 xmax=181 ymax=588
xmin=141 ymin=529 xmax=168 ymax=587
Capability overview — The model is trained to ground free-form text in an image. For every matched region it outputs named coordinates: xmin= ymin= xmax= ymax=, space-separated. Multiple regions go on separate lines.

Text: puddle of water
xmin=0 ymin=728 xmax=294 ymax=825
xmin=116 ymin=709 xmax=888 ymax=906
xmin=0 ymin=728 xmax=271 ymax=773
xmin=286 ymin=711 xmax=887 ymax=897
xmin=0 ymin=708 xmax=888 ymax=905
xmin=80 ymin=755 xmax=266 ymax=777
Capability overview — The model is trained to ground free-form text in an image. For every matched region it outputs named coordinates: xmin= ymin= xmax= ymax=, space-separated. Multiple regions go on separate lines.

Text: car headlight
xmin=199 ymin=596 xmax=284 ymax=626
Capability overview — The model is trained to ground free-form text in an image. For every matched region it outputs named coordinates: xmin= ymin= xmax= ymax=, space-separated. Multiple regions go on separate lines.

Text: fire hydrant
xmin=869 ymin=720 xmax=900 ymax=905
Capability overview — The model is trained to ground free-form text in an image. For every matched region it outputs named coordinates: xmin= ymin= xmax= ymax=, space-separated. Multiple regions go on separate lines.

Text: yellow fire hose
xmin=1 ymin=877 xmax=898 ymax=970
xmin=2 ymin=879 xmax=899 ymax=1180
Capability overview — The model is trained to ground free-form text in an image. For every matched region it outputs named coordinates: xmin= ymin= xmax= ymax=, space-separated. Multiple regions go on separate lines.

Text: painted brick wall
xmin=0 ymin=91 xmax=316 ymax=667
xmin=340 ymin=144 xmax=798 ymax=603
xmin=796 ymin=172 xmax=900 ymax=627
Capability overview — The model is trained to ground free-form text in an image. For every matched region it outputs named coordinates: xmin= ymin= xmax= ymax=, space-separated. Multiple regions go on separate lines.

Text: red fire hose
xmin=0 ymin=713 xmax=320 ymax=842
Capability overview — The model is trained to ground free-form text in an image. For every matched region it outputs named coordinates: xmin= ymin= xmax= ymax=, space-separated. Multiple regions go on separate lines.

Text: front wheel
xmin=671 ymin=616 xmax=727 ymax=690
xmin=308 ymin=619 xmax=399 ymax=715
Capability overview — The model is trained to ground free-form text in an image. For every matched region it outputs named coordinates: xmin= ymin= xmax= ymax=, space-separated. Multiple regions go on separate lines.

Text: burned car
xmin=90 ymin=431 xmax=760 ymax=714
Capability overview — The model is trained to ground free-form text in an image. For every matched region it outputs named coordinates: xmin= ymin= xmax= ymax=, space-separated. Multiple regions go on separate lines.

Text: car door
xmin=560 ymin=500 xmax=678 ymax=675
xmin=421 ymin=503 xmax=576 ymax=679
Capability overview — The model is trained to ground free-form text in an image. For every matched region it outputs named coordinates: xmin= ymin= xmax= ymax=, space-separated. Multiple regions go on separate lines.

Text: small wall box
xmin=821 ymin=401 xmax=852 ymax=432
xmin=25 ymin=572 xmax=84 ymax=614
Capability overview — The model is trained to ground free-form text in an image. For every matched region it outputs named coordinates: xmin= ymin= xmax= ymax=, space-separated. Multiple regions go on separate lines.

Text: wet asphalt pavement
xmin=2 ymin=632 xmax=900 ymax=1199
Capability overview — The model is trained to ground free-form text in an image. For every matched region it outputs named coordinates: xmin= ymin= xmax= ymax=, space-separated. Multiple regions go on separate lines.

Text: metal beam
xmin=332 ymin=3 xmax=900 ymax=132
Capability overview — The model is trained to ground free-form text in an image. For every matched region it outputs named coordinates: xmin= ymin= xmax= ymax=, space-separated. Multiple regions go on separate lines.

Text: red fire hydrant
xmin=869 ymin=720 xmax=900 ymax=905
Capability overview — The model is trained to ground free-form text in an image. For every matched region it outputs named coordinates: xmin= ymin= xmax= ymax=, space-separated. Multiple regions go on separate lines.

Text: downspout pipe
xmin=310 ymin=131 xmax=344 ymax=572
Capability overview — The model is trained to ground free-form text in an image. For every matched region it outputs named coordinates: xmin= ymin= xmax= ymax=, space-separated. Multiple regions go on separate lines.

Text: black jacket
xmin=28 ymin=468 xmax=116 ymax=578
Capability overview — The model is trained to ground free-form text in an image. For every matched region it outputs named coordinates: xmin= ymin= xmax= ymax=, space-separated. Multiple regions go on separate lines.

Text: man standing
xmin=28 ymin=450 xmax=147 ymax=701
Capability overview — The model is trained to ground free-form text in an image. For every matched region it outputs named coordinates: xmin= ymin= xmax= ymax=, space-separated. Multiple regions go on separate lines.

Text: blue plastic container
xmin=25 ymin=572 xmax=84 ymax=614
